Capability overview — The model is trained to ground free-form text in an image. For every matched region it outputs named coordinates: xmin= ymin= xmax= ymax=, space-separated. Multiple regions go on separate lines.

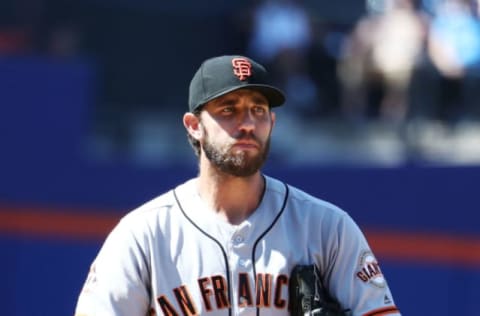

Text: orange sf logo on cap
xmin=232 ymin=58 xmax=252 ymax=81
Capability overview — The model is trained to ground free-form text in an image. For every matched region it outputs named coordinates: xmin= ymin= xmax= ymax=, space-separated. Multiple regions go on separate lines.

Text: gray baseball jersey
xmin=75 ymin=176 xmax=400 ymax=316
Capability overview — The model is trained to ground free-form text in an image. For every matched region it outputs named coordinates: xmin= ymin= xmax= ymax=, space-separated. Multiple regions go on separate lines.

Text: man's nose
xmin=238 ymin=111 xmax=255 ymax=131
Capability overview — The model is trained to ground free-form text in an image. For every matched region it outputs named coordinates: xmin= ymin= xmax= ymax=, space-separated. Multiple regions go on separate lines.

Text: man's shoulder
xmin=122 ymin=178 xmax=196 ymax=222
xmin=265 ymin=175 xmax=347 ymax=217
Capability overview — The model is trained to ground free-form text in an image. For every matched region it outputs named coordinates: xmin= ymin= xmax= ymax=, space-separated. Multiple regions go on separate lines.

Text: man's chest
xmin=147 ymin=227 xmax=305 ymax=315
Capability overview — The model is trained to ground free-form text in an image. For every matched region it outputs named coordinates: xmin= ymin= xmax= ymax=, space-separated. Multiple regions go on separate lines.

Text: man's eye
xmin=253 ymin=106 xmax=267 ymax=114
xmin=221 ymin=106 xmax=234 ymax=113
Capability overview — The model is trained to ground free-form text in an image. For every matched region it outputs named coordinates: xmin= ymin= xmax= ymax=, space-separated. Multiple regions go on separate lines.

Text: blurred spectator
xmin=417 ymin=0 xmax=480 ymax=122
xmin=0 ymin=0 xmax=46 ymax=55
xmin=0 ymin=28 xmax=32 ymax=55
xmin=428 ymin=0 xmax=480 ymax=79
xmin=274 ymin=49 xmax=321 ymax=118
xmin=337 ymin=0 xmax=427 ymax=123
xmin=305 ymin=20 xmax=348 ymax=118
xmin=247 ymin=0 xmax=312 ymax=64
xmin=0 ymin=0 xmax=84 ymax=58
xmin=47 ymin=22 xmax=83 ymax=58
xmin=245 ymin=0 xmax=321 ymax=118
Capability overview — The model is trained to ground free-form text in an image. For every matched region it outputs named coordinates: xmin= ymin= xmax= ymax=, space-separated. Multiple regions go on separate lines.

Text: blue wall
xmin=1 ymin=58 xmax=479 ymax=316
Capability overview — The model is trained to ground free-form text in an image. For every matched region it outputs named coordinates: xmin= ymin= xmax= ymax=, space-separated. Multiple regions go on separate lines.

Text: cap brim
xmin=199 ymin=84 xmax=286 ymax=109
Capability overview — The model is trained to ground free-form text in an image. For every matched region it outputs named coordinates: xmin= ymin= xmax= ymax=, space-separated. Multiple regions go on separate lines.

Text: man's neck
xmin=196 ymin=168 xmax=265 ymax=225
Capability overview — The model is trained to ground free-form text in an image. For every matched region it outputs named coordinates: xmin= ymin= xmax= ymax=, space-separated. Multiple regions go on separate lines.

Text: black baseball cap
xmin=188 ymin=55 xmax=286 ymax=112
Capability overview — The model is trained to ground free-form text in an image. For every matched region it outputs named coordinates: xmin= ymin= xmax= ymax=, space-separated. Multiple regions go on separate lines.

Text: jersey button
xmin=233 ymin=235 xmax=244 ymax=244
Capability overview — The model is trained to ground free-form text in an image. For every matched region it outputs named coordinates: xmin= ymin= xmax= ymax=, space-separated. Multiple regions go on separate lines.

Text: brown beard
xmin=202 ymin=128 xmax=270 ymax=177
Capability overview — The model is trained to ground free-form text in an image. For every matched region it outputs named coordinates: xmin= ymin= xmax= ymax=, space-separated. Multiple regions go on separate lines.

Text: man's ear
xmin=183 ymin=112 xmax=202 ymax=140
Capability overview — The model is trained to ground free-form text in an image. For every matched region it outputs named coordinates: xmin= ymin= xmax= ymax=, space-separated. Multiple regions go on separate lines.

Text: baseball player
xmin=74 ymin=55 xmax=401 ymax=316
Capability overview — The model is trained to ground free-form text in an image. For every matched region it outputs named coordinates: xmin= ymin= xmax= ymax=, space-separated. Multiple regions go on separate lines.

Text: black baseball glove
xmin=289 ymin=265 xmax=350 ymax=316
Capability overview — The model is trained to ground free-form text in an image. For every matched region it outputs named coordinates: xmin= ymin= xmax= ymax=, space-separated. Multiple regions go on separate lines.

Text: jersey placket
xmin=227 ymin=223 xmax=255 ymax=315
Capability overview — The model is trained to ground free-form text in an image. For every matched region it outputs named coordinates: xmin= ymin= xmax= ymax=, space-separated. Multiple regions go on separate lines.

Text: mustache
xmin=233 ymin=131 xmax=261 ymax=143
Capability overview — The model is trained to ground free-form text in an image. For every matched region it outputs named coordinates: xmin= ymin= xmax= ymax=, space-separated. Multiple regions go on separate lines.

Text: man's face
xmin=199 ymin=89 xmax=275 ymax=177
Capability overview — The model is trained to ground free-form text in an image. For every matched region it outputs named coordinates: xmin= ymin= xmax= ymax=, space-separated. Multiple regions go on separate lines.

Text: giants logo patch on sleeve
xmin=355 ymin=251 xmax=386 ymax=288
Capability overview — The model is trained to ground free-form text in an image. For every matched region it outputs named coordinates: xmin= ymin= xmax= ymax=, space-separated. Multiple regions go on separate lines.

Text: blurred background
xmin=1 ymin=0 xmax=479 ymax=315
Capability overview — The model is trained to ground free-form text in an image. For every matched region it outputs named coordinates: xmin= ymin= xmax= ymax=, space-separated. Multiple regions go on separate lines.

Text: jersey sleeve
xmin=325 ymin=213 xmax=401 ymax=316
xmin=75 ymin=215 xmax=151 ymax=316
